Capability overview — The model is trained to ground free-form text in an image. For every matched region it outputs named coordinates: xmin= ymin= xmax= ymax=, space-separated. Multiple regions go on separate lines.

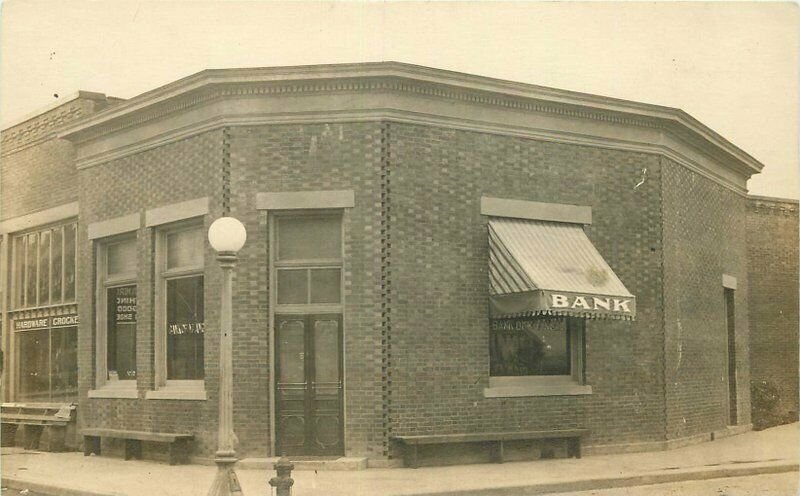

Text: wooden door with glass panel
xmin=273 ymin=213 xmax=344 ymax=456
xmin=275 ymin=314 xmax=343 ymax=455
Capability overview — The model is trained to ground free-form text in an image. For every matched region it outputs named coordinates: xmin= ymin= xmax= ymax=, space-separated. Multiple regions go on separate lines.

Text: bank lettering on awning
xmin=549 ymin=292 xmax=633 ymax=314
xmin=14 ymin=314 xmax=79 ymax=330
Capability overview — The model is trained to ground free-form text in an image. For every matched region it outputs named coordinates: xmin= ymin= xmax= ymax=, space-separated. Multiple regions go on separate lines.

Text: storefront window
xmin=18 ymin=328 xmax=50 ymax=401
xmin=12 ymin=222 xmax=77 ymax=309
xmin=13 ymin=236 xmax=24 ymax=308
xmin=16 ymin=317 xmax=78 ymax=402
xmin=38 ymin=230 xmax=51 ymax=305
xmin=97 ymin=237 xmax=138 ymax=385
xmin=51 ymin=227 xmax=63 ymax=300
xmin=490 ymin=317 xmax=582 ymax=378
xmin=63 ymin=224 xmax=76 ymax=302
xmin=157 ymin=224 xmax=205 ymax=383
xmin=25 ymin=233 xmax=37 ymax=305
xmin=106 ymin=285 xmax=137 ymax=380
xmin=50 ymin=325 xmax=78 ymax=401
xmin=166 ymin=276 xmax=204 ymax=380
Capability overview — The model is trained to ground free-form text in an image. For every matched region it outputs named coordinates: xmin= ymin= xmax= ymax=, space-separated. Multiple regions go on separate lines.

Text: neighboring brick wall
xmin=746 ymin=197 xmax=799 ymax=423
xmin=76 ymin=130 xmax=224 ymax=459
xmin=1 ymin=95 xmax=115 ymax=221
xmin=387 ymin=123 xmax=666 ymax=451
xmin=661 ymin=158 xmax=751 ymax=440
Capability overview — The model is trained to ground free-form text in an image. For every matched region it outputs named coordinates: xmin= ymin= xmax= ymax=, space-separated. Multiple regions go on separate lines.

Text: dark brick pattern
xmin=380 ymin=123 xmax=394 ymax=457
xmin=746 ymin=198 xmax=799 ymax=420
xmin=661 ymin=158 xmax=751 ymax=440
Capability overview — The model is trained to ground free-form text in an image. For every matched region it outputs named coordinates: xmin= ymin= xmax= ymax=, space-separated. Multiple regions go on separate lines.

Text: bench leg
xmin=125 ymin=439 xmax=142 ymax=460
xmin=489 ymin=440 xmax=505 ymax=463
xmin=84 ymin=435 xmax=101 ymax=456
xmin=169 ymin=438 xmax=190 ymax=465
xmin=567 ymin=437 xmax=581 ymax=458
xmin=40 ymin=425 xmax=67 ymax=452
xmin=22 ymin=425 xmax=44 ymax=450
xmin=1 ymin=424 xmax=18 ymax=447
xmin=405 ymin=444 xmax=419 ymax=469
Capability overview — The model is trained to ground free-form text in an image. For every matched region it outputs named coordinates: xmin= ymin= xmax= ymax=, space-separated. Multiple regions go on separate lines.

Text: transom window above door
xmin=274 ymin=215 xmax=343 ymax=307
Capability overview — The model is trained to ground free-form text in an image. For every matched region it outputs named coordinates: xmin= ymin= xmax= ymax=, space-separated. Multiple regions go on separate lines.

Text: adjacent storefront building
xmin=0 ymin=63 xmax=788 ymax=466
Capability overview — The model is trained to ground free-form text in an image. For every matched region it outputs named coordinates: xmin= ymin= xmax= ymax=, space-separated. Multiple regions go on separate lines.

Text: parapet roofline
xmin=56 ymin=61 xmax=764 ymax=176
xmin=1 ymin=91 xmax=121 ymax=132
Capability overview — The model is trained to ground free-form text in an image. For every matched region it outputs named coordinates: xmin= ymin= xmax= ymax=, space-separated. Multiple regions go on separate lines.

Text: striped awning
xmin=489 ymin=218 xmax=635 ymax=320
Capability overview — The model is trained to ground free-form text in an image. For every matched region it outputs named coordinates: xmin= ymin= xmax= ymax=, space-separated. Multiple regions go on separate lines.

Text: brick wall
xmin=387 ymin=123 xmax=666 ymax=452
xmin=746 ymin=197 xmax=799 ymax=424
xmin=77 ymin=130 xmax=224 ymax=459
xmin=1 ymin=95 xmax=116 ymax=221
xmin=661 ymin=159 xmax=751 ymax=440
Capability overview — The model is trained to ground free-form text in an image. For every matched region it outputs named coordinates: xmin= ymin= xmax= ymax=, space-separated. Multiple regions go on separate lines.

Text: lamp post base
xmin=207 ymin=454 xmax=243 ymax=496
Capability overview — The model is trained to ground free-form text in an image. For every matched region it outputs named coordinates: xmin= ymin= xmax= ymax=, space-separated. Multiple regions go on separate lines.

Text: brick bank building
xmin=0 ymin=63 xmax=794 ymax=466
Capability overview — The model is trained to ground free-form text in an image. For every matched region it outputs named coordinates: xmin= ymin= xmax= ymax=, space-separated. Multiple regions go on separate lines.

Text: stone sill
xmin=145 ymin=387 xmax=207 ymax=401
xmin=484 ymin=384 xmax=592 ymax=398
xmin=88 ymin=387 xmax=138 ymax=399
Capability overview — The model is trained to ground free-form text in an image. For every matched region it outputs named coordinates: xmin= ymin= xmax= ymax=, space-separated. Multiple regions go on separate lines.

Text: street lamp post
xmin=207 ymin=217 xmax=247 ymax=496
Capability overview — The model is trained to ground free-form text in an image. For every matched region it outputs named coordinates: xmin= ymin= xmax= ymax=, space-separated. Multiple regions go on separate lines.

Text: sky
xmin=1 ymin=1 xmax=797 ymax=199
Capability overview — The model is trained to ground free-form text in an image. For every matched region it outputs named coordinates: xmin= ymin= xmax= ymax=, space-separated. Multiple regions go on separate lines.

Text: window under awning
xmin=489 ymin=218 xmax=636 ymax=320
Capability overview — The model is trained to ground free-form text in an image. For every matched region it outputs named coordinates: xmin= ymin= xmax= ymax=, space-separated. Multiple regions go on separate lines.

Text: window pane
xmin=167 ymin=228 xmax=203 ymax=269
xmin=277 ymin=269 xmax=308 ymax=305
xmin=26 ymin=233 xmax=38 ymax=306
xmin=18 ymin=329 xmax=50 ymax=401
xmin=14 ymin=236 xmax=25 ymax=308
xmin=51 ymin=227 xmax=63 ymax=303
xmin=38 ymin=231 xmax=51 ymax=305
xmin=107 ymin=239 xmax=137 ymax=277
xmin=50 ymin=326 xmax=78 ymax=401
xmin=490 ymin=318 xmax=570 ymax=376
xmin=63 ymin=224 xmax=76 ymax=302
xmin=277 ymin=216 xmax=341 ymax=260
xmin=166 ymin=276 xmax=204 ymax=380
xmin=314 ymin=319 xmax=339 ymax=383
xmin=107 ymin=285 xmax=137 ymax=380
xmin=310 ymin=268 xmax=341 ymax=304
xmin=278 ymin=319 xmax=305 ymax=383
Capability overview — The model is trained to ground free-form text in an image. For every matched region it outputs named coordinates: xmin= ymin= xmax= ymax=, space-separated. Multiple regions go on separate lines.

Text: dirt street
xmin=549 ymin=472 xmax=799 ymax=496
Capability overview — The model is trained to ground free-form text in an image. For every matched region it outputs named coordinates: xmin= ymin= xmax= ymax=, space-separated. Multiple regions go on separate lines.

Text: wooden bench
xmin=1 ymin=403 xmax=76 ymax=451
xmin=392 ymin=429 xmax=589 ymax=468
xmin=81 ymin=428 xmax=194 ymax=465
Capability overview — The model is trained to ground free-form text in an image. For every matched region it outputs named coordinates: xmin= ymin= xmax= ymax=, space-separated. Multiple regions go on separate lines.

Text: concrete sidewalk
xmin=2 ymin=423 xmax=798 ymax=496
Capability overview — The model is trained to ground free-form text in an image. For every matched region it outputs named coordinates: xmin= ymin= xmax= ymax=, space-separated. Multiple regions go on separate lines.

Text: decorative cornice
xmin=71 ymin=109 xmax=751 ymax=195
xmin=57 ymin=63 xmax=763 ymax=180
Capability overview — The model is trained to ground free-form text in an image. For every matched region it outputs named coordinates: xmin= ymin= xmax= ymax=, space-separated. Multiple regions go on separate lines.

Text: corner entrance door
xmin=275 ymin=314 xmax=343 ymax=456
